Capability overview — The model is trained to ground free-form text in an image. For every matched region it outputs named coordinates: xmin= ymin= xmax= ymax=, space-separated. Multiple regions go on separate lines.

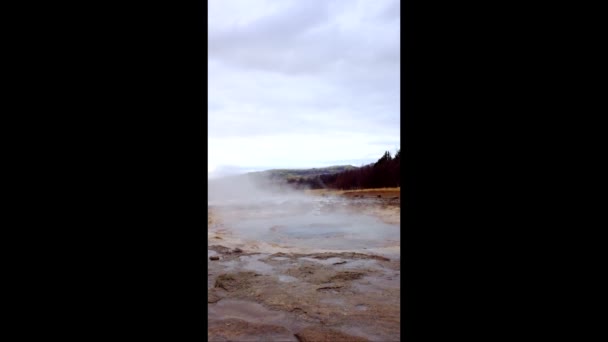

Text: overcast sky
xmin=208 ymin=0 xmax=400 ymax=178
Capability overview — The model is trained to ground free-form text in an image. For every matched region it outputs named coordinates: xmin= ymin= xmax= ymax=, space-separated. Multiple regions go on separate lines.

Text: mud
xmin=208 ymin=191 xmax=400 ymax=342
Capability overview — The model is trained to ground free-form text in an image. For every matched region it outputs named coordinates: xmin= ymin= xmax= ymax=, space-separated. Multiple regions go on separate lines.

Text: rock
xmin=232 ymin=248 xmax=243 ymax=253
xmin=209 ymin=245 xmax=232 ymax=254
xmin=209 ymin=256 xmax=220 ymax=261
xmin=208 ymin=318 xmax=294 ymax=341
xmin=214 ymin=272 xmax=257 ymax=292
xmin=329 ymin=271 xmax=365 ymax=282
xmin=316 ymin=285 xmax=343 ymax=292
xmin=295 ymin=327 xmax=369 ymax=342
xmin=207 ymin=290 xmax=223 ymax=303
xmin=310 ymin=252 xmax=390 ymax=262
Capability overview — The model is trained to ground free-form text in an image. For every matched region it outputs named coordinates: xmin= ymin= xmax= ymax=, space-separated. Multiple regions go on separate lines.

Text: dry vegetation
xmin=304 ymin=187 xmax=400 ymax=225
xmin=305 ymin=187 xmax=400 ymax=198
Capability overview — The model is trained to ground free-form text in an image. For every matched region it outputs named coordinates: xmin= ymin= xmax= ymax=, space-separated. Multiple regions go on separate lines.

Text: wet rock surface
xmin=208 ymin=318 xmax=297 ymax=342
xmin=295 ymin=327 xmax=369 ymax=342
xmin=208 ymin=192 xmax=400 ymax=341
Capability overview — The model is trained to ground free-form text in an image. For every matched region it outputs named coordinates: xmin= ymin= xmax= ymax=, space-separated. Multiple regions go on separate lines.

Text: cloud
xmin=208 ymin=0 xmax=400 ymax=176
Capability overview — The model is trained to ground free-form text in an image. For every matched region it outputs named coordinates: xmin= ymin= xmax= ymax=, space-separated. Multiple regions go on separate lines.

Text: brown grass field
xmin=305 ymin=187 xmax=400 ymax=198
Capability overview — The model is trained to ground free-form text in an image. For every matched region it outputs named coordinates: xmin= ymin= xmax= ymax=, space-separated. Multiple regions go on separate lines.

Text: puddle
xmin=342 ymin=259 xmax=380 ymax=269
xmin=278 ymin=275 xmax=298 ymax=283
xmin=211 ymin=255 xmax=275 ymax=275
xmin=319 ymin=297 xmax=347 ymax=306
xmin=355 ymin=304 xmax=368 ymax=311
xmin=271 ymin=256 xmax=290 ymax=261
xmin=218 ymin=259 xmax=239 ymax=272
xmin=226 ymin=212 xmax=399 ymax=251
xmin=239 ymin=255 xmax=274 ymax=274
xmin=299 ymin=257 xmax=345 ymax=265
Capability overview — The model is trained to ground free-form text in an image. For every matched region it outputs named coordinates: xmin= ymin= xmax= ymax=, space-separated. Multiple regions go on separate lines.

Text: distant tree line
xmin=286 ymin=150 xmax=400 ymax=190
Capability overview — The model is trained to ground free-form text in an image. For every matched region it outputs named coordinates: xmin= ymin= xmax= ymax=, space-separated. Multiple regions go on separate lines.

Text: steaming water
xmin=211 ymin=194 xmax=399 ymax=252
xmin=229 ymin=213 xmax=398 ymax=249
xmin=209 ymin=176 xmax=399 ymax=254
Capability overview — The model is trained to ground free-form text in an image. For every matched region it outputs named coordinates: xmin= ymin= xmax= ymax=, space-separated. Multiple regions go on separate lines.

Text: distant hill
xmin=319 ymin=150 xmax=400 ymax=190
xmin=248 ymin=165 xmax=358 ymax=181
xmin=208 ymin=165 xmax=358 ymax=193
xmin=258 ymin=150 xmax=401 ymax=190
xmin=242 ymin=165 xmax=357 ymax=189
xmin=209 ymin=149 xmax=399 ymax=191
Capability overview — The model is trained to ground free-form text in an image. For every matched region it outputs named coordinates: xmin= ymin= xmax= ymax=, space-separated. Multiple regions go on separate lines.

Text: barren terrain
xmin=208 ymin=188 xmax=400 ymax=341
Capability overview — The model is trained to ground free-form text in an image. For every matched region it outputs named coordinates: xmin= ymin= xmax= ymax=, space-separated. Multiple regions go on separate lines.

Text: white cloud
xmin=209 ymin=0 xmax=400 ymax=177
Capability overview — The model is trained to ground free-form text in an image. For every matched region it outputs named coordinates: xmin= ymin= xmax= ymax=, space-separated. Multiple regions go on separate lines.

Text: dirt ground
xmin=208 ymin=189 xmax=401 ymax=341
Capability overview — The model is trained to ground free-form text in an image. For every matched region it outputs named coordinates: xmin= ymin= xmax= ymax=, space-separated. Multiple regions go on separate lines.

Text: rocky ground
xmin=208 ymin=190 xmax=400 ymax=341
